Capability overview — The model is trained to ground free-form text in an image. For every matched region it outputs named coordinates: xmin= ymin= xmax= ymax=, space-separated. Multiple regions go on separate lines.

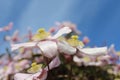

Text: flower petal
xmin=11 ymin=42 xmax=37 ymax=51
xmin=14 ymin=69 xmax=47 ymax=80
xmin=45 ymin=56 xmax=61 ymax=70
xmin=78 ymin=47 xmax=107 ymax=56
xmin=57 ymin=41 xmax=76 ymax=55
xmin=73 ymin=56 xmax=83 ymax=63
xmin=51 ymin=27 xmax=72 ymax=39
xmin=37 ymin=41 xmax=58 ymax=58
xmin=86 ymin=61 xmax=103 ymax=66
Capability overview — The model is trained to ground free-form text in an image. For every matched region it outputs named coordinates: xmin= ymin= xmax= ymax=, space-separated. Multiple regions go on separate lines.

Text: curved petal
xmin=51 ymin=27 xmax=72 ymax=39
xmin=57 ymin=41 xmax=76 ymax=55
xmin=14 ymin=73 xmax=32 ymax=80
xmin=73 ymin=56 xmax=83 ymax=63
xmin=14 ymin=69 xmax=47 ymax=80
xmin=37 ymin=41 xmax=58 ymax=58
xmin=78 ymin=47 xmax=107 ymax=56
xmin=11 ymin=42 xmax=37 ymax=51
xmin=86 ymin=61 xmax=103 ymax=66
xmin=45 ymin=56 xmax=61 ymax=70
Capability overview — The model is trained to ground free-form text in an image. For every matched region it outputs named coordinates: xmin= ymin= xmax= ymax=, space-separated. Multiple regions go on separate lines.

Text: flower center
xmin=37 ymin=28 xmax=45 ymax=33
xmin=32 ymin=28 xmax=50 ymax=41
xmin=27 ymin=62 xmax=42 ymax=73
xmin=67 ymin=35 xmax=84 ymax=47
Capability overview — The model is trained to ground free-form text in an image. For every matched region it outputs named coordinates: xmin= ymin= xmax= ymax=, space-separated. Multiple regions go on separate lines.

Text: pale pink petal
xmin=0 ymin=28 xmax=4 ymax=32
xmin=57 ymin=41 xmax=76 ymax=55
xmin=37 ymin=41 xmax=58 ymax=58
xmin=13 ymin=53 xmax=23 ymax=61
xmin=14 ymin=73 xmax=33 ymax=80
xmin=98 ymin=55 xmax=111 ymax=61
xmin=82 ymin=36 xmax=90 ymax=44
xmin=14 ymin=69 xmax=47 ymax=80
xmin=86 ymin=61 xmax=103 ymax=66
xmin=14 ymin=56 xmax=60 ymax=80
xmin=78 ymin=47 xmax=107 ymax=56
xmin=19 ymin=60 xmax=30 ymax=68
xmin=51 ymin=27 xmax=72 ymax=39
xmin=7 ymin=22 xmax=13 ymax=30
xmin=0 ymin=22 xmax=13 ymax=32
xmin=108 ymin=44 xmax=118 ymax=58
xmin=11 ymin=42 xmax=37 ymax=51
xmin=45 ymin=56 xmax=61 ymax=70
xmin=6 ymin=62 xmax=15 ymax=75
xmin=73 ymin=56 xmax=83 ymax=65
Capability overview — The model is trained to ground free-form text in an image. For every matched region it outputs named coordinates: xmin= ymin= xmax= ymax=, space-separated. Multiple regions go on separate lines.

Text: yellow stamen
xmin=71 ymin=35 xmax=79 ymax=40
xmin=32 ymin=28 xmax=50 ymax=41
xmin=31 ymin=62 xmax=37 ymax=67
xmin=15 ymin=65 xmax=21 ymax=70
xmin=27 ymin=62 xmax=42 ymax=73
xmin=117 ymin=51 xmax=120 ymax=56
xmin=67 ymin=35 xmax=84 ymax=47
xmin=37 ymin=28 xmax=45 ymax=33
xmin=57 ymin=36 xmax=66 ymax=41
xmin=82 ymin=56 xmax=90 ymax=62
xmin=4 ymin=66 xmax=8 ymax=71
xmin=19 ymin=47 xmax=25 ymax=54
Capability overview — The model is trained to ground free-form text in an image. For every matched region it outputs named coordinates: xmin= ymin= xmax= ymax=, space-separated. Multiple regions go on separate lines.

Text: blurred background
xmin=0 ymin=0 xmax=120 ymax=53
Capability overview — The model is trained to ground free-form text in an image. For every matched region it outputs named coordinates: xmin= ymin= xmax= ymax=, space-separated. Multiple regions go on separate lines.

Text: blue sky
xmin=0 ymin=0 xmax=120 ymax=53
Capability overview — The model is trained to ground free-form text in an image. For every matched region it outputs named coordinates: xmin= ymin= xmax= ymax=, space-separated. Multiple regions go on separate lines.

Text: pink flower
xmin=14 ymin=69 xmax=47 ymax=80
xmin=14 ymin=56 xmax=60 ymax=80
xmin=82 ymin=36 xmax=90 ymax=45
xmin=11 ymin=27 xmax=72 ymax=58
xmin=5 ymin=30 xmax=20 ymax=43
xmin=0 ymin=22 xmax=13 ymax=32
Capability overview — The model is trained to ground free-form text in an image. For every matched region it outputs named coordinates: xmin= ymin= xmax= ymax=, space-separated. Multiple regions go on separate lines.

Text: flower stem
xmin=69 ymin=55 xmax=73 ymax=80
xmin=69 ymin=62 xmax=72 ymax=80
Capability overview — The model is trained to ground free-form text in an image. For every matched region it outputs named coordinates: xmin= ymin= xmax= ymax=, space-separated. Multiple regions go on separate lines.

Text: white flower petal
xmin=51 ymin=27 xmax=72 ymax=39
xmin=37 ymin=41 xmax=58 ymax=58
xmin=57 ymin=41 xmax=76 ymax=55
xmin=73 ymin=56 xmax=83 ymax=63
xmin=78 ymin=47 xmax=107 ymax=56
xmin=45 ymin=56 xmax=61 ymax=70
xmin=14 ymin=73 xmax=32 ymax=80
xmin=108 ymin=44 xmax=117 ymax=55
xmin=86 ymin=61 xmax=103 ymax=66
xmin=11 ymin=42 xmax=37 ymax=51
xmin=6 ymin=62 xmax=15 ymax=75
xmin=14 ymin=69 xmax=47 ymax=80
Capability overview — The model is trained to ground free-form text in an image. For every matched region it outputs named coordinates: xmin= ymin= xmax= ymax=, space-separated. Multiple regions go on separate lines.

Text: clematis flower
xmin=57 ymin=35 xmax=84 ymax=55
xmin=24 ymin=27 xmax=33 ymax=41
xmin=82 ymin=36 xmax=90 ymax=45
xmin=11 ymin=27 xmax=72 ymax=58
xmin=0 ymin=22 xmax=13 ymax=32
xmin=5 ymin=30 xmax=20 ymax=43
xmin=14 ymin=56 xmax=60 ymax=80
xmin=58 ymin=35 xmax=107 ymax=56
